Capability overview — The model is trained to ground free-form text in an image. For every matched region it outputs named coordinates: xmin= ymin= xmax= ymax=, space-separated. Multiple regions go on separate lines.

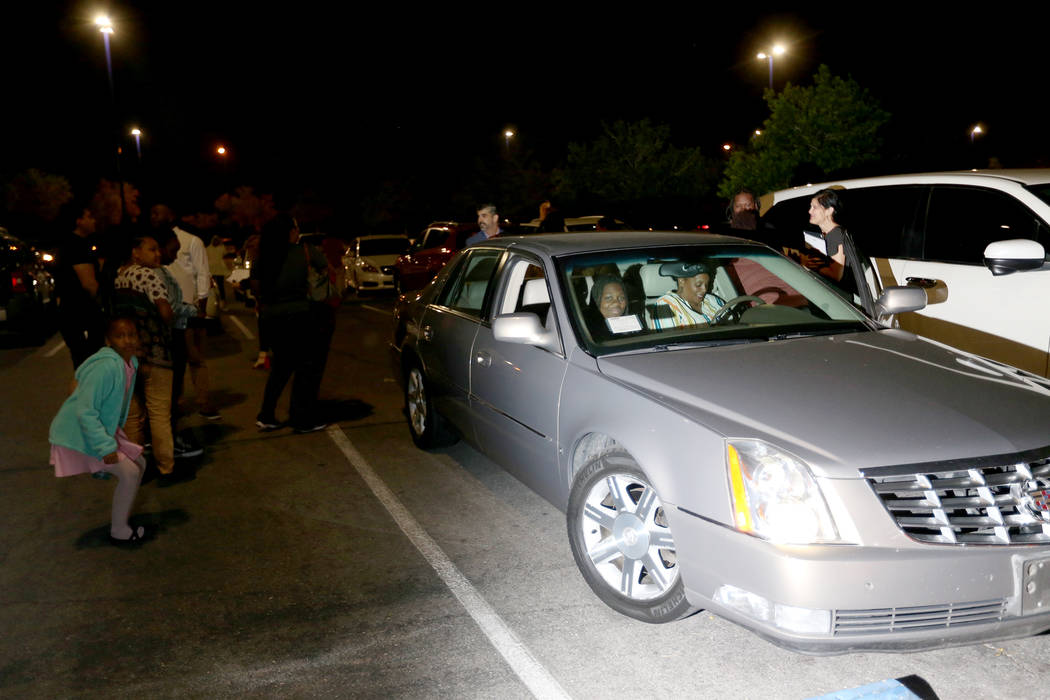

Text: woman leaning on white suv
xmin=763 ymin=169 xmax=1050 ymax=377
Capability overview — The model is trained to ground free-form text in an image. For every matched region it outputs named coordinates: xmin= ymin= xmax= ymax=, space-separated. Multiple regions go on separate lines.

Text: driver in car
xmin=652 ymin=261 xmax=725 ymax=329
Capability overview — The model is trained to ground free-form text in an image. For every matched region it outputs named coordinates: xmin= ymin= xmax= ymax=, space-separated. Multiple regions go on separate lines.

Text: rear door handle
xmin=475 ymin=351 xmax=492 ymax=367
xmin=422 ymin=325 xmax=433 ymax=341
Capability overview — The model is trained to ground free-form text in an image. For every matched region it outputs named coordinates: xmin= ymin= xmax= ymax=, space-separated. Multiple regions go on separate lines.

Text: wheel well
xmin=569 ymin=433 xmax=623 ymax=485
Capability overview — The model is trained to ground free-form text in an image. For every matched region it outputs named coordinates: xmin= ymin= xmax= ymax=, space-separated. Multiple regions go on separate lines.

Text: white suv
xmin=763 ymin=170 xmax=1050 ymax=376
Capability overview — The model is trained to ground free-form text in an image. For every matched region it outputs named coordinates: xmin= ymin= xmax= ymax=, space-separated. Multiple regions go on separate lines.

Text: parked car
xmin=519 ymin=215 xmax=629 ymax=233
xmin=764 ymin=169 xmax=1050 ymax=377
xmin=393 ymin=221 xmax=475 ymax=293
xmin=0 ymin=228 xmax=55 ymax=340
xmin=392 ymin=230 xmax=1050 ymax=653
xmin=343 ymin=234 xmax=411 ymax=293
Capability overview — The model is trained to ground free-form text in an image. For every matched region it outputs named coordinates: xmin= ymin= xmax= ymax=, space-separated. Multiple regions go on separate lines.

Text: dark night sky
xmin=6 ymin=2 xmax=1050 ymax=223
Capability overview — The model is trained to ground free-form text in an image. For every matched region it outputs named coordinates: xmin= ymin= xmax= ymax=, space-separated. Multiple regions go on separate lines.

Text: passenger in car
xmin=651 ymin=261 xmax=725 ymax=329
xmin=585 ymin=275 xmax=641 ymax=339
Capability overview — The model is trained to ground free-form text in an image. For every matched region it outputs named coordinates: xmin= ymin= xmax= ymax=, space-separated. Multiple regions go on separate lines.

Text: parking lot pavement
xmin=3 ymin=300 xmax=1050 ymax=699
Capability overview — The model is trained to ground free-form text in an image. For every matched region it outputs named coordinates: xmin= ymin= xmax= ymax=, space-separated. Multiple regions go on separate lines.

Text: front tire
xmin=567 ymin=450 xmax=693 ymax=623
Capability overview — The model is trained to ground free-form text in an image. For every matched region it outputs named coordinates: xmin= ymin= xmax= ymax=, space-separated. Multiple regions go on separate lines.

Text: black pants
xmin=258 ymin=304 xmax=334 ymax=428
xmin=59 ymin=304 xmax=105 ymax=369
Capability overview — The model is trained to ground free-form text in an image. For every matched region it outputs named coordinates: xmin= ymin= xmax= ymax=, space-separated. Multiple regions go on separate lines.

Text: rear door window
xmin=923 ymin=186 xmax=1049 ymax=263
xmin=841 ymin=186 xmax=925 ymax=259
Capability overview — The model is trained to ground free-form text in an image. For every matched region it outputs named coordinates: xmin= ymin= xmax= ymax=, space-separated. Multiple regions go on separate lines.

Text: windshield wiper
xmin=766 ymin=326 xmax=865 ymax=342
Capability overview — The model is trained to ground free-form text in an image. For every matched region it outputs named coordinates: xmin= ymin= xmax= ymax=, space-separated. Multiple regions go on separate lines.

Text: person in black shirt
xmin=55 ymin=208 xmax=105 ymax=369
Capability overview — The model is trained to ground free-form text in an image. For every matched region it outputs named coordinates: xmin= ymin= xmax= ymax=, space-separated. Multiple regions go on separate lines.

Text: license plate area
xmin=1022 ymin=557 xmax=1050 ymax=615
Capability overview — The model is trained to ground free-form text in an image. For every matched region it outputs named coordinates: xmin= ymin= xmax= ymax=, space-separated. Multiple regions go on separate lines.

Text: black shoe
xmin=292 ymin=423 xmax=328 ymax=434
xmin=157 ymin=469 xmax=194 ymax=488
xmin=173 ymin=436 xmax=204 ymax=458
xmin=198 ymin=409 xmax=222 ymax=421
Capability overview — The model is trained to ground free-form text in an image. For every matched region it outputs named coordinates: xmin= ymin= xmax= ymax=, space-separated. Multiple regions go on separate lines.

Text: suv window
xmin=841 ymin=186 xmax=925 ymax=259
xmin=923 ymin=186 xmax=1048 ymax=263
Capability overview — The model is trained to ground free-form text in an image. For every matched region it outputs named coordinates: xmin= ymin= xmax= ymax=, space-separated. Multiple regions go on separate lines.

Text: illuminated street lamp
xmin=130 ymin=127 xmax=142 ymax=161
xmin=970 ymin=124 xmax=984 ymax=145
xmin=503 ymin=128 xmax=515 ymax=153
xmin=217 ymin=145 xmax=227 ymax=156
xmin=94 ymin=14 xmax=126 ymax=222
xmin=757 ymin=44 xmax=786 ymax=89
xmin=95 ymin=15 xmax=115 ymax=96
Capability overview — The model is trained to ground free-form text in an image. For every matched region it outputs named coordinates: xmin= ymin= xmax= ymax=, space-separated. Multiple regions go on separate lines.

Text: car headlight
xmin=726 ymin=439 xmax=838 ymax=544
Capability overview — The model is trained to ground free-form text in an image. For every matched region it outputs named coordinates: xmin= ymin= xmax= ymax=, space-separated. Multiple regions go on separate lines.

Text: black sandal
xmin=109 ymin=526 xmax=147 ymax=548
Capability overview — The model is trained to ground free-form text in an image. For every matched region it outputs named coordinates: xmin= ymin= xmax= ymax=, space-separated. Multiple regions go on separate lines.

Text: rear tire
xmin=404 ymin=361 xmax=457 ymax=448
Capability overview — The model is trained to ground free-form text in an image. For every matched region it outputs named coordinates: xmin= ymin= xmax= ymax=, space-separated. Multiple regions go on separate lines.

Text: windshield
xmin=557 ymin=243 xmax=872 ymax=355
xmin=360 ymin=238 xmax=411 ymax=256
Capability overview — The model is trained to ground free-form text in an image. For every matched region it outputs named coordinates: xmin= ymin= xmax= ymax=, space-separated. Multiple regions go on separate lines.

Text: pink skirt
xmin=50 ymin=429 xmax=144 ymax=478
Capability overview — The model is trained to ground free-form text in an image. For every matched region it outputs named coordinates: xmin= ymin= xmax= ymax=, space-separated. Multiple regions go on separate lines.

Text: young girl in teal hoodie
xmin=49 ymin=317 xmax=148 ymax=545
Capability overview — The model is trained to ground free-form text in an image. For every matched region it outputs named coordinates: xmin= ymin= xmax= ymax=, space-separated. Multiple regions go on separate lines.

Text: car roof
xmin=356 ymin=234 xmax=409 ymax=240
xmin=770 ymin=168 xmax=1050 ymax=201
xmin=472 ymin=231 xmax=759 ymax=257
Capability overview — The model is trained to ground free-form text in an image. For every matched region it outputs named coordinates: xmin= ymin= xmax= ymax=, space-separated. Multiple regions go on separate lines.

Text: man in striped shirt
xmin=652 ymin=261 xmax=724 ymax=329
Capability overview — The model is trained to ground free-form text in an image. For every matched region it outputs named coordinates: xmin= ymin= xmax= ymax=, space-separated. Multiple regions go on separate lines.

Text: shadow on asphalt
xmin=73 ymin=508 xmax=190 ymax=549
xmin=318 ymin=398 xmax=373 ymax=424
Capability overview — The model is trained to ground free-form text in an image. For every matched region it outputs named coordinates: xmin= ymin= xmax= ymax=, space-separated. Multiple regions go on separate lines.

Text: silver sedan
xmin=391 ymin=231 xmax=1050 ymax=654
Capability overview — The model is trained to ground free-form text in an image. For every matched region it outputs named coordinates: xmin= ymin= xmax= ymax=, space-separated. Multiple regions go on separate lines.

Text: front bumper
xmin=669 ymin=507 xmax=1050 ymax=654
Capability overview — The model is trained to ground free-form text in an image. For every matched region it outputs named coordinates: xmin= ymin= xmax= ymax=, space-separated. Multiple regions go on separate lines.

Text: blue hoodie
xmin=49 ymin=346 xmax=138 ymax=459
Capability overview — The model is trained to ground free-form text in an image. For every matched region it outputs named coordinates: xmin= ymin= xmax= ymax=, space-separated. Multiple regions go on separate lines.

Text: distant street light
xmin=757 ymin=44 xmax=786 ymax=89
xmin=130 ymin=127 xmax=142 ymax=161
xmin=95 ymin=15 xmax=115 ymax=96
xmin=217 ymin=145 xmax=227 ymax=156
xmin=970 ymin=124 xmax=984 ymax=144
xmin=504 ymin=129 xmax=515 ymax=152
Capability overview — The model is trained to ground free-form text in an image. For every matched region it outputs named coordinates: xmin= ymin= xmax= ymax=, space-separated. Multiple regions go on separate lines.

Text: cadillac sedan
xmin=390 ymin=231 xmax=1050 ymax=654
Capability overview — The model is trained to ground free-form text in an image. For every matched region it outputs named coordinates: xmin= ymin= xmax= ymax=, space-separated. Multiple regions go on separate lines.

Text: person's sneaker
xmin=292 ymin=423 xmax=327 ymax=435
xmin=198 ymin=408 xmax=222 ymax=421
xmin=173 ymin=436 xmax=203 ymax=458
xmin=256 ymin=417 xmax=283 ymax=432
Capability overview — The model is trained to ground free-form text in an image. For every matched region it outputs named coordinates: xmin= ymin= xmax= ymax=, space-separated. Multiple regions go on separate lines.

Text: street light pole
xmin=95 ymin=15 xmax=126 ymax=224
xmin=756 ymin=44 xmax=786 ymax=90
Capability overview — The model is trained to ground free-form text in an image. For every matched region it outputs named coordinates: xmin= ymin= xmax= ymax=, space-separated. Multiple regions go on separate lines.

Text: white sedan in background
xmin=343 ymin=235 xmax=412 ymax=293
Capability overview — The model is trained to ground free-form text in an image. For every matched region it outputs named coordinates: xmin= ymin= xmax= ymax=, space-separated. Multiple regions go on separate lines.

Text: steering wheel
xmin=709 ymin=295 xmax=767 ymax=326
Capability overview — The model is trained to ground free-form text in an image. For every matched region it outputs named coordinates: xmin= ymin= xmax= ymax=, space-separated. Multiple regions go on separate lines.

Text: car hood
xmin=360 ymin=254 xmax=401 ymax=266
xmin=596 ymin=330 xmax=1050 ymax=477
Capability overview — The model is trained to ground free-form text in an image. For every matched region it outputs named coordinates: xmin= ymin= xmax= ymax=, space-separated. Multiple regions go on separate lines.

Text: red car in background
xmin=393 ymin=221 xmax=476 ymax=293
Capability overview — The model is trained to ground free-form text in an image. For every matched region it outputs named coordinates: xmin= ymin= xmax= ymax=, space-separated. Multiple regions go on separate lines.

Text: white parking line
xmin=325 ymin=426 xmax=571 ymax=700
xmin=43 ymin=338 xmax=67 ymax=358
xmin=226 ymin=314 xmax=255 ymax=340
xmin=361 ymin=304 xmax=391 ymax=316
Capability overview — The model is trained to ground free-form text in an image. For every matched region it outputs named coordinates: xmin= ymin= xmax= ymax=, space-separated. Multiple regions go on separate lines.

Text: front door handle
xmin=475 ymin=351 xmax=492 ymax=367
xmin=905 ymin=277 xmax=939 ymax=289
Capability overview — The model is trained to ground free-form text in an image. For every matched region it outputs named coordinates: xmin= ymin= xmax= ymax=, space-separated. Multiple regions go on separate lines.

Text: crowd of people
xmin=47 ymin=204 xmax=335 ymax=546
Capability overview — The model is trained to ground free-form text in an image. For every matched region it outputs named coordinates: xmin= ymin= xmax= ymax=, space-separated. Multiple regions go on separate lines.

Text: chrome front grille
xmin=864 ymin=454 xmax=1050 ymax=544
xmin=834 ymin=599 xmax=1006 ymax=635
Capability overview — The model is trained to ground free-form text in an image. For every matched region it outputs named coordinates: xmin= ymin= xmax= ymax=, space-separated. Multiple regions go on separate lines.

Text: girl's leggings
xmin=108 ymin=455 xmax=145 ymax=538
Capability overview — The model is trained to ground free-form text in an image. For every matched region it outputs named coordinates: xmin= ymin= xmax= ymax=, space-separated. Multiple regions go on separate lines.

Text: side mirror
xmin=874 ymin=286 xmax=926 ymax=321
xmin=984 ymin=239 xmax=1046 ymax=276
xmin=493 ymin=313 xmax=559 ymax=352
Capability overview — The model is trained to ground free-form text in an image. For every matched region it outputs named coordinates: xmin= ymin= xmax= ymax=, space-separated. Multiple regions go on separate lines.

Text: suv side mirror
xmin=875 ymin=286 xmax=927 ymax=321
xmin=984 ymin=239 xmax=1046 ymax=276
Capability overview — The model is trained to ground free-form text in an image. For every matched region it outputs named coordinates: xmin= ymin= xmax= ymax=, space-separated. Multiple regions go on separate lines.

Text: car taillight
xmin=11 ymin=272 xmax=28 ymax=293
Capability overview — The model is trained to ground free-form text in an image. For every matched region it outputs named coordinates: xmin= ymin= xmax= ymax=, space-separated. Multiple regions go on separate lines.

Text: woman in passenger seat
xmin=585 ymin=275 xmax=632 ymax=339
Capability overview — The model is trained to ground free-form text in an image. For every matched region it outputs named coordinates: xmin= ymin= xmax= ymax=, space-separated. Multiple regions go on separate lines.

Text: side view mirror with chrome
xmin=875 ymin=286 xmax=927 ymax=323
xmin=984 ymin=239 xmax=1046 ymax=276
xmin=493 ymin=313 xmax=560 ymax=353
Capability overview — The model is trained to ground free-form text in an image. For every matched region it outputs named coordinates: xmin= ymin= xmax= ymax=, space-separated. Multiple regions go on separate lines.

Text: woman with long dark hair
xmin=251 ymin=214 xmax=331 ymax=433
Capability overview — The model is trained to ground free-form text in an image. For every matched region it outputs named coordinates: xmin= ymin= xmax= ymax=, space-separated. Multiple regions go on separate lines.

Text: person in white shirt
xmin=152 ymin=204 xmax=221 ymax=421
